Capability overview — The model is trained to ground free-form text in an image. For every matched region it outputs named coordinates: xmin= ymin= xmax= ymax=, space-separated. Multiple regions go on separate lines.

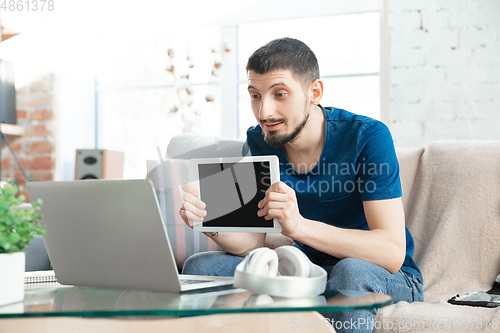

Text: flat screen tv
xmin=0 ymin=59 xmax=17 ymax=124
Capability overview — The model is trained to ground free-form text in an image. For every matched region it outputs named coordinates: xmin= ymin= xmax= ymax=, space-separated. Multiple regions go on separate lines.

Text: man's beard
xmin=262 ymin=109 xmax=310 ymax=147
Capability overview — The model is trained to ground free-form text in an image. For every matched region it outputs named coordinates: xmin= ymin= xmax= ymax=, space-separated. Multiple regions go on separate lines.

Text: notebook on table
xmin=25 ymin=270 xmax=57 ymax=283
xmin=26 ymin=179 xmax=233 ymax=292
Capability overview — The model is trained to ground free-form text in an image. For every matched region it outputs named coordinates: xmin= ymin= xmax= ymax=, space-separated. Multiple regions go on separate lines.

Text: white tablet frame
xmin=188 ymin=155 xmax=281 ymax=233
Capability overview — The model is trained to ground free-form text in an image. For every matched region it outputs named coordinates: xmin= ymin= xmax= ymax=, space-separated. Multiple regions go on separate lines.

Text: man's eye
xmin=276 ymin=93 xmax=285 ymax=97
xmin=250 ymin=94 xmax=261 ymax=99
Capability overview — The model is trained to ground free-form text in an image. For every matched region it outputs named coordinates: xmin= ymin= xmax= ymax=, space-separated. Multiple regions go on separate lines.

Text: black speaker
xmin=75 ymin=149 xmax=124 ymax=180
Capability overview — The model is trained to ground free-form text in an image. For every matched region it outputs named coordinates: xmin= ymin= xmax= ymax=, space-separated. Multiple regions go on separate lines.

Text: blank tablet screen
xmin=198 ymin=161 xmax=273 ymax=228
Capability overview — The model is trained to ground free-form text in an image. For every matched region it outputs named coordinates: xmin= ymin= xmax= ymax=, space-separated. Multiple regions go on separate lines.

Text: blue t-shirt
xmin=245 ymin=105 xmax=422 ymax=282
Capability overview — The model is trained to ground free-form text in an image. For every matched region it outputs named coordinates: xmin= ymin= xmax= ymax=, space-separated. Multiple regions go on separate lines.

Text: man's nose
xmin=258 ymin=96 xmax=274 ymax=121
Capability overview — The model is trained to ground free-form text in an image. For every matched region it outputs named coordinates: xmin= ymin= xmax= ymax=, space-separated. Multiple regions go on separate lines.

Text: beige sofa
xmin=374 ymin=141 xmax=500 ymax=332
xmin=155 ymin=136 xmax=500 ymax=331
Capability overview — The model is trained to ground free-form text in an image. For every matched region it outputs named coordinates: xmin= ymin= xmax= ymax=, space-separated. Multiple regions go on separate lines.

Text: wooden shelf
xmin=1 ymin=123 xmax=25 ymax=136
xmin=1 ymin=26 xmax=20 ymax=42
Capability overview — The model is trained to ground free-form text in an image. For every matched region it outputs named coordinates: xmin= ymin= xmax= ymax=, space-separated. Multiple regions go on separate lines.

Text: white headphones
xmin=234 ymin=246 xmax=327 ymax=298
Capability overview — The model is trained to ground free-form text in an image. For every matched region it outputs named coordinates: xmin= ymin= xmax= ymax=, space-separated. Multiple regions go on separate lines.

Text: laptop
xmin=26 ymin=179 xmax=233 ymax=292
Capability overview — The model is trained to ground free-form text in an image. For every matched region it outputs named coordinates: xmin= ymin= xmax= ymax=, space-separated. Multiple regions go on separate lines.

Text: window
xmin=95 ymin=28 xmax=224 ymax=178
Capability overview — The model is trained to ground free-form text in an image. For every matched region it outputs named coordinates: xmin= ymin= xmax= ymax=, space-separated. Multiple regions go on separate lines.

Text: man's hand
xmin=179 ymin=182 xmax=266 ymax=257
xmin=179 ymin=182 xmax=207 ymax=228
xmin=257 ymin=181 xmax=304 ymax=238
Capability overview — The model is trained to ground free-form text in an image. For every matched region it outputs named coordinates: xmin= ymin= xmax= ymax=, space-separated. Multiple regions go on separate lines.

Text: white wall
xmin=387 ymin=0 xmax=500 ymax=147
xmin=54 ymin=71 xmax=96 ymax=181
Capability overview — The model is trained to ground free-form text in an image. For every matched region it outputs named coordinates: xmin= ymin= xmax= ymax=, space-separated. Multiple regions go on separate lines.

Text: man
xmin=179 ymin=38 xmax=423 ymax=332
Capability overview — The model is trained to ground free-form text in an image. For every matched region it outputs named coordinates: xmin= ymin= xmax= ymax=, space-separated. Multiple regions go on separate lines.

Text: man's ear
xmin=310 ymin=79 xmax=323 ymax=105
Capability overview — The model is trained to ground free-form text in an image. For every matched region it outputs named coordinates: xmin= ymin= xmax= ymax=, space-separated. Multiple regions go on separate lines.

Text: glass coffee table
xmin=0 ymin=283 xmax=391 ymax=318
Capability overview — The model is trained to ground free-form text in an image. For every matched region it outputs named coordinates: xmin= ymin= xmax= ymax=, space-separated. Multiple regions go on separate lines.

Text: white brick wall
xmin=388 ymin=0 xmax=500 ymax=147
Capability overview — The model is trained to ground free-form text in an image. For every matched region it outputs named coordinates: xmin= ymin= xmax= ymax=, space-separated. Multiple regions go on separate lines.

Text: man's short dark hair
xmin=246 ymin=38 xmax=320 ymax=89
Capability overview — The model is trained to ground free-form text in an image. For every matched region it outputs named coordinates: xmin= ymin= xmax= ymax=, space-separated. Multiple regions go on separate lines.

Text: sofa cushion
xmin=375 ymin=140 xmax=500 ymax=332
xmin=167 ymin=134 xmax=247 ymax=159
xmin=396 ymin=147 xmax=424 ymax=210
xmin=399 ymin=141 xmax=500 ymax=299
xmin=374 ymin=298 xmax=500 ymax=332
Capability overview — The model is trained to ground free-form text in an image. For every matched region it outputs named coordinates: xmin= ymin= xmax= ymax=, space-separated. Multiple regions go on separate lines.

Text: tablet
xmin=188 ymin=155 xmax=281 ymax=233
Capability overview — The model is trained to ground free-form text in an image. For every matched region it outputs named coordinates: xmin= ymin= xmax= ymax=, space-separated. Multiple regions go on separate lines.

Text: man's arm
xmin=258 ymin=182 xmax=406 ymax=273
xmin=297 ymin=198 xmax=406 ymax=274
xmin=264 ymin=233 xmax=295 ymax=249
xmin=204 ymin=232 xmax=265 ymax=257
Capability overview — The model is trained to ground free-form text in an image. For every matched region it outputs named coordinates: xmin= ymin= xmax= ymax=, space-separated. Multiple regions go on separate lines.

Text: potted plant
xmin=0 ymin=179 xmax=44 ymax=306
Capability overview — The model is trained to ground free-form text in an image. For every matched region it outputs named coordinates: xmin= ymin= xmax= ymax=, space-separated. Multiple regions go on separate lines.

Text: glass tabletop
xmin=0 ymin=283 xmax=392 ymax=318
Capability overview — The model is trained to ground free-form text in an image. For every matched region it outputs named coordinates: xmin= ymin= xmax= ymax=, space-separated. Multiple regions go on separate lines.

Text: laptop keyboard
xmin=180 ymin=278 xmax=215 ymax=285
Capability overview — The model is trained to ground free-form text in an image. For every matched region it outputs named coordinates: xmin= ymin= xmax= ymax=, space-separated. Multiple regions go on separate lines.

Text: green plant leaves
xmin=8 ymin=232 xmax=21 ymax=244
xmin=0 ymin=179 xmax=45 ymax=254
